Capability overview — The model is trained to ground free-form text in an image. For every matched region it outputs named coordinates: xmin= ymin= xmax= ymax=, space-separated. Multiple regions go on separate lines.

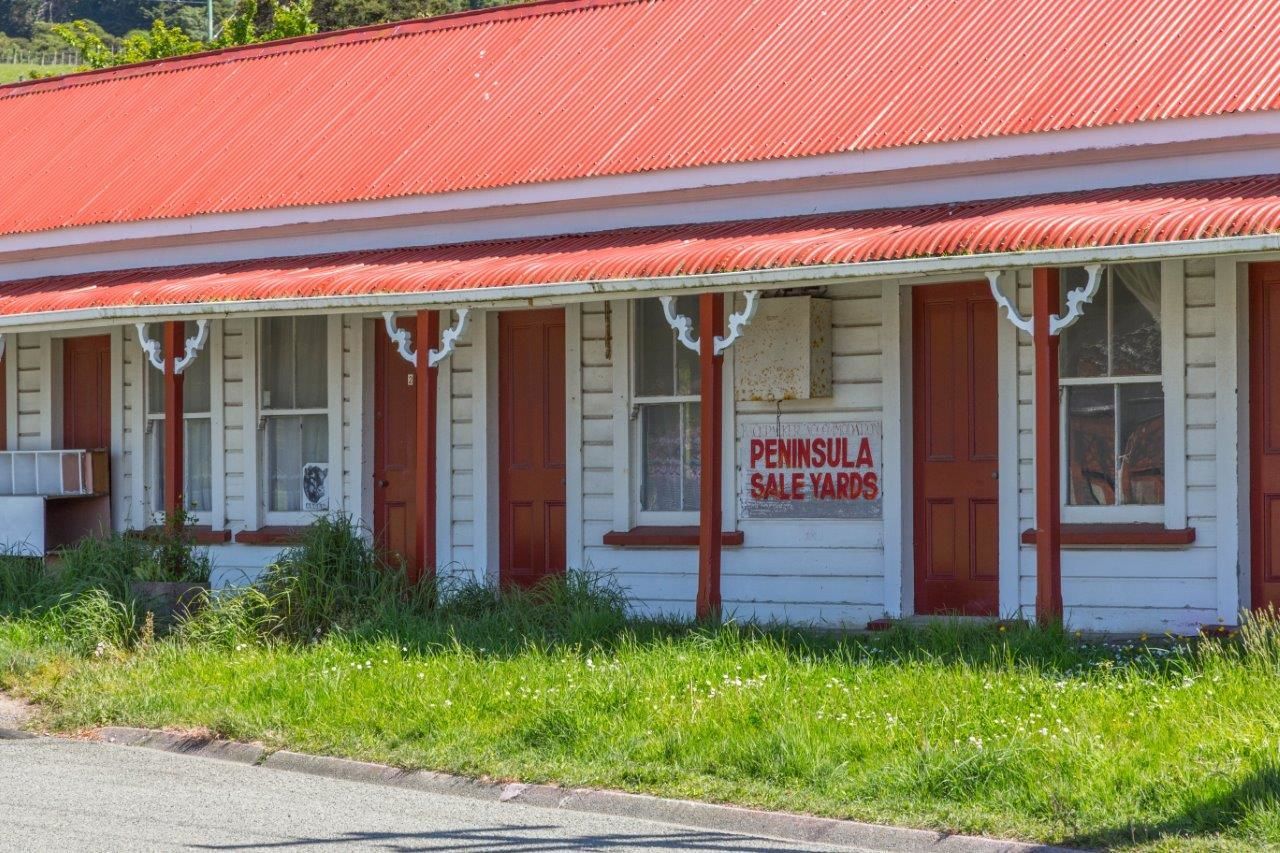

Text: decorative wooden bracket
xmin=658 ymin=291 xmax=761 ymax=355
xmin=382 ymin=309 xmax=469 ymax=368
xmin=135 ymin=319 xmax=209 ymax=373
xmin=985 ymin=265 xmax=1101 ymax=337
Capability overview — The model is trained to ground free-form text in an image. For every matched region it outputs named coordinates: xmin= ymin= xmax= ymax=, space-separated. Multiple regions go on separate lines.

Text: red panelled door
xmin=1251 ymin=264 xmax=1280 ymax=610
xmin=62 ymin=335 xmax=111 ymax=450
xmin=913 ymin=283 xmax=1000 ymax=616
xmin=374 ymin=317 xmax=417 ymax=569
xmin=499 ymin=309 xmax=567 ymax=588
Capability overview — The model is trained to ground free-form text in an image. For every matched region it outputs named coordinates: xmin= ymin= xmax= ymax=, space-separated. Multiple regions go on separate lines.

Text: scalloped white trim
xmin=659 ymin=291 xmax=761 ymax=355
xmin=986 ymin=265 xmax=1103 ymax=337
xmin=382 ymin=310 xmax=469 ymax=367
xmin=137 ymin=320 xmax=209 ymax=374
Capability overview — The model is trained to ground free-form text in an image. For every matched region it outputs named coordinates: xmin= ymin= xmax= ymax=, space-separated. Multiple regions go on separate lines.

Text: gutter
xmin=1 ymin=233 xmax=1277 ymax=335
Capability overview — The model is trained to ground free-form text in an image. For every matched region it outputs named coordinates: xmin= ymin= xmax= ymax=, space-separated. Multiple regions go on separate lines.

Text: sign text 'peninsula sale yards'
xmin=740 ymin=421 xmax=883 ymax=520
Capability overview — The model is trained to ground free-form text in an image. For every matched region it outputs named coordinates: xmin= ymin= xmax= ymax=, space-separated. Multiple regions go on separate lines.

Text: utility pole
xmin=207 ymin=0 xmax=214 ymax=41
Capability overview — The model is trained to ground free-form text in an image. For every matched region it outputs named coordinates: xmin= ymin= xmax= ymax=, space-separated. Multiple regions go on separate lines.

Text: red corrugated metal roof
xmin=2 ymin=0 xmax=1279 ymax=237
xmin=1 ymin=175 xmax=1276 ymax=319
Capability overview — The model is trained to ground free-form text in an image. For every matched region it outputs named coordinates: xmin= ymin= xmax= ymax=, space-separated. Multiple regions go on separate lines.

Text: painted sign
xmin=740 ymin=420 xmax=882 ymax=519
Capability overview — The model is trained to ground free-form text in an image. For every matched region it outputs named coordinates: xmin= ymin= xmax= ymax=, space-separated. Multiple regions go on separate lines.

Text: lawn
xmin=0 ymin=63 xmax=77 ymax=84
xmin=1 ymin=521 xmax=1277 ymax=851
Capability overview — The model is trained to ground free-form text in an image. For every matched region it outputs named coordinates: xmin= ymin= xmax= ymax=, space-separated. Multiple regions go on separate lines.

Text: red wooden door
xmin=374 ymin=317 xmax=417 ymax=569
xmin=62 ymin=335 xmax=111 ymax=450
xmin=499 ymin=309 xmax=566 ymax=588
xmin=913 ymin=283 xmax=1000 ymax=616
xmin=1251 ymin=263 xmax=1280 ymax=610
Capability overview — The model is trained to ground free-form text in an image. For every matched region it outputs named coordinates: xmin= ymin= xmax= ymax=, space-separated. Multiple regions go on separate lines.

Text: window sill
xmin=1020 ymin=524 xmax=1195 ymax=548
xmin=129 ymin=525 xmax=231 ymax=546
xmin=234 ymin=526 xmax=310 ymax=546
xmin=603 ymin=526 xmax=745 ymax=548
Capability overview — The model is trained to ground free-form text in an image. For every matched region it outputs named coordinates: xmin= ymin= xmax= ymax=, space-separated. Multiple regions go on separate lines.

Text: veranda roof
xmin=0 ymin=175 xmax=1277 ymax=325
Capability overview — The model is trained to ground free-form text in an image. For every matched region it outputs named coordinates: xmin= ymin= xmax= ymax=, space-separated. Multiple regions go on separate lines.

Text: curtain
xmin=1112 ymin=262 xmax=1161 ymax=320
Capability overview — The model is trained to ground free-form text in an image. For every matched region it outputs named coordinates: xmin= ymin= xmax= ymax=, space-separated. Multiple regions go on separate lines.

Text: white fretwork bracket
xmin=984 ymin=265 xmax=1102 ymax=337
xmin=382 ymin=309 xmax=470 ymax=368
xmin=658 ymin=291 xmax=761 ymax=355
xmin=135 ymin=320 xmax=209 ymax=374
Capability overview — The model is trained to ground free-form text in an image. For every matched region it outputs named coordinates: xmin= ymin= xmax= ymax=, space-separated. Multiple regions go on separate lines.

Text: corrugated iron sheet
xmin=1 ymin=0 xmax=1279 ymax=237
xmin=1 ymin=175 xmax=1276 ymax=318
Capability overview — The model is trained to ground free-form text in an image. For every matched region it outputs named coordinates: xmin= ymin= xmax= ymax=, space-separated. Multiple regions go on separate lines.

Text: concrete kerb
xmin=96 ymin=726 xmax=1079 ymax=853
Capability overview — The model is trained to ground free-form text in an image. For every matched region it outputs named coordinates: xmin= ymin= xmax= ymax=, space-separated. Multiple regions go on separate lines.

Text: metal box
xmin=734 ymin=296 xmax=832 ymax=401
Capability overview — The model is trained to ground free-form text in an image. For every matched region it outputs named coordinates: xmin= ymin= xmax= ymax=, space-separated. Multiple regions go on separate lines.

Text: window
xmin=1060 ymin=263 xmax=1164 ymax=512
xmin=633 ymin=297 xmax=701 ymax=517
xmin=260 ymin=316 xmax=330 ymax=515
xmin=145 ymin=321 xmax=213 ymax=518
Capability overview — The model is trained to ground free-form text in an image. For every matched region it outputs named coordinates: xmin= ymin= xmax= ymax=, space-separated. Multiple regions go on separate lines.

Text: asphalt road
xmin=0 ymin=737 xmax=858 ymax=852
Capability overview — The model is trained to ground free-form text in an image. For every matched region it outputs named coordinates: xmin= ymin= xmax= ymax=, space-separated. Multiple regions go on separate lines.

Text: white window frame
xmin=256 ymin=315 xmax=344 ymax=526
xmin=1059 ymin=262 xmax=1184 ymax=526
xmin=140 ymin=322 xmax=215 ymax=526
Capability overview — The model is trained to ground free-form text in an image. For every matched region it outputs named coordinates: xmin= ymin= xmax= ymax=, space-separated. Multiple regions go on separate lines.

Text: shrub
xmin=260 ymin=514 xmax=427 ymax=639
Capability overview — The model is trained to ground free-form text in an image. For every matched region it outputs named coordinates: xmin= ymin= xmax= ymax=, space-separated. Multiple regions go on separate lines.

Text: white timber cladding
xmin=0 ymin=253 xmax=1265 ymax=631
xmin=1013 ymin=260 xmax=1220 ymax=633
xmin=583 ymin=284 xmax=886 ymax=625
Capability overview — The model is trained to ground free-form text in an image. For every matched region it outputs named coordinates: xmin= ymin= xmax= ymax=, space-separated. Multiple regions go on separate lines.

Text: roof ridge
xmin=0 ymin=0 xmax=646 ymax=98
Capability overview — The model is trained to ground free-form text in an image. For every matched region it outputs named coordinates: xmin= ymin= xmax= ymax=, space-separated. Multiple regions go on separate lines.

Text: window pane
xmin=261 ymin=317 xmax=295 ymax=410
xmin=145 ymin=322 xmax=212 ymax=414
xmin=1066 ymin=385 xmax=1116 ymax=506
xmin=1061 ymin=269 xmax=1108 ymax=378
xmin=147 ymin=426 xmax=162 ymax=513
xmin=680 ymin=401 xmax=701 ymax=511
xmin=185 ymin=418 xmax=212 ymax=512
xmin=635 ymin=299 xmax=675 ymax=397
xmin=294 ymin=316 xmax=329 ymax=409
xmin=266 ymin=414 xmax=329 ymax=512
xmin=674 ymin=296 xmax=700 ymax=396
xmin=145 ymin=323 xmax=164 ymax=415
xmin=183 ymin=322 xmax=212 ymax=413
xmin=149 ymin=418 xmax=214 ymax=514
xmin=640 ymin=403 xmax=682 ymax=512
xmin=1112 ymin=264 xmax=1161 ymax=376
xmin=1119 ymin=382 xmax=1164 ymax=505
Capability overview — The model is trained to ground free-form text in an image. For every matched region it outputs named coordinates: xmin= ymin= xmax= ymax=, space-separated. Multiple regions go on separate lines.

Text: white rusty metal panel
xmin=734 ymin=296 xmax=832 ymax=402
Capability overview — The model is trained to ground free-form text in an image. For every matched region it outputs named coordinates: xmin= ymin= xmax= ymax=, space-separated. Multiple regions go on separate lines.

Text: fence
xmin=2 ymin=50 xmax=83 ymax=66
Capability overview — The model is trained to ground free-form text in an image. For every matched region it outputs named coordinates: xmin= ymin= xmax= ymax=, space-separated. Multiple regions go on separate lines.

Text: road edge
xmin=93 ymin=726 xmax=1079 ymax=853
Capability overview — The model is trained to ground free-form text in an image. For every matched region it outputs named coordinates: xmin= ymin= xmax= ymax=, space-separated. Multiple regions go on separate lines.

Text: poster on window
xmin=302 ymin=462 xmax=329 ymax=512
xmin=740 ymin=420 xmax=882 ymax=519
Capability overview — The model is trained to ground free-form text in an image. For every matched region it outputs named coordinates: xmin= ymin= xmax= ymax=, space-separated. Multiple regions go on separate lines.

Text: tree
xmin=50 ymin=0 xmax=316 ymax=68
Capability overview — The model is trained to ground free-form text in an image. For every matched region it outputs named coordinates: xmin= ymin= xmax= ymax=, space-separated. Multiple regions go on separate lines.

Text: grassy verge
xmin=1 ymin=521 xmax=1277 ymax=851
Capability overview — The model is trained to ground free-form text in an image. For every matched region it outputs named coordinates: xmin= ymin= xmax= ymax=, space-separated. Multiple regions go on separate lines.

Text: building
xmin=1 ymin=0 xmax=1278 ymax=633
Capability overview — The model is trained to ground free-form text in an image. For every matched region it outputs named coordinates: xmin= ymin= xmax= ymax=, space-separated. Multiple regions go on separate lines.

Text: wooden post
xmin=413 ymin=310 xmax=440 ymax=584
xmin=696 ymin=292 xmax=725 ymax=622
xmin=163 ymin=322 xmax=185 ymax=519
xmin=1032 ymin=268 xmax=1064 ymax=622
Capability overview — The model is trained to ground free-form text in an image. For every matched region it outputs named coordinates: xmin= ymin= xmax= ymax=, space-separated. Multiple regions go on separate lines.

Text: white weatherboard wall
xmin=580 ymin=283 xmax=887 ymax=627
xmin=1013 ymin=260 xmax=1223 ymax=633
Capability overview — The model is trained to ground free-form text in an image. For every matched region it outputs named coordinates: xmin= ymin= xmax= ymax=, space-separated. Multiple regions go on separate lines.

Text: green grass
xmin=0 ymin=64 xmax=77 ymax=84
xmin=4 ymin=604 xmax=1280 ymax=851
xmin=2 ymin=518 xmax=1276 ymax=850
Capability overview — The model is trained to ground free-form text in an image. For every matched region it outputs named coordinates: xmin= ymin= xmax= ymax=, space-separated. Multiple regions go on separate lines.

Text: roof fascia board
xmin=0 ymin=110 xmax=1276 ymax=259
xmin=2 ymin=143 xmax=1279 ymax=284
xmin=5 ymin=234 xmax=1278 ymax=335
